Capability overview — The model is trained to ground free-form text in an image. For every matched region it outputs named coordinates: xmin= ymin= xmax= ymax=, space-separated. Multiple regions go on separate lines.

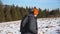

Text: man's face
xmin=34 ymin=15 xmax=37 ymax=17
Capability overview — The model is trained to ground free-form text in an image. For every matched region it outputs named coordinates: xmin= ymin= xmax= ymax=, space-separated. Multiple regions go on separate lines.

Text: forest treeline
xmin=0 ymin=0 xmax=60 ymax=22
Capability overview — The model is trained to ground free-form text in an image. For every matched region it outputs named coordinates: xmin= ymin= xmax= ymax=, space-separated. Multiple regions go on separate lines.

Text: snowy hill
xmin=0 ymin=18 xmax=60 ymax=34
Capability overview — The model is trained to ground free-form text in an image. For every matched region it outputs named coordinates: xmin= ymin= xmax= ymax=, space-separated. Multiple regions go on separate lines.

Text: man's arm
xmin=28 ymin=15 xmax=37 ymax=34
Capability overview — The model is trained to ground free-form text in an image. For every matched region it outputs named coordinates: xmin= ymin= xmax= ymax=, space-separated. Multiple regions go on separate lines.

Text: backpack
xmin=20 ymin=15 xmax=28 ymax=32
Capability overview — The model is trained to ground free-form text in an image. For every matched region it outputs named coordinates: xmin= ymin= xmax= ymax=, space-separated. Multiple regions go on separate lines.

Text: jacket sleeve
xmin=20 ymin=15 xmax=28 ymax=32
xmin=28 ymin=15 xmax=37 ymax=34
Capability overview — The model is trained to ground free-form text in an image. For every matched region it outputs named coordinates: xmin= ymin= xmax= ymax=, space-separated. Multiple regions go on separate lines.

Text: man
xmin=20 ymin=7 xmax=39 ymax=34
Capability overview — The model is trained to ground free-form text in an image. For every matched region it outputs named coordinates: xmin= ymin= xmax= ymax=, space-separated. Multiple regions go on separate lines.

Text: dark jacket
xmin=28 ymin=14 xmax=37 ymax=34
xmin=20 ymin=9 xmax=37 ymax=34
xmin=20 ymin=14 xmax=37 ymax=34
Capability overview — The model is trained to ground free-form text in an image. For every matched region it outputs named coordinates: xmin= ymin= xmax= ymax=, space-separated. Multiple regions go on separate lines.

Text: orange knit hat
xmin=34 ymin=8 xmax=39 ymax=15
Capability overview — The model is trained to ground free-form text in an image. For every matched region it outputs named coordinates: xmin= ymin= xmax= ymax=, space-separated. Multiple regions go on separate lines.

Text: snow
xmin=0 ymin=18 xmax=60 ymax=34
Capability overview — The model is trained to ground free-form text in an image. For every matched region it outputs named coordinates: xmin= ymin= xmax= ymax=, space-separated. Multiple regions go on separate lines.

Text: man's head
xmin=33 ymin=7 xmax=39 ymax=17
xmin=29 ymin=7 xmax=39 ymax=17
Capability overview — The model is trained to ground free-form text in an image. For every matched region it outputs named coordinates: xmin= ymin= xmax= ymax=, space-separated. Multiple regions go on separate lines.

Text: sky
xmin=1 ymin=0 xmax=60 ymax=10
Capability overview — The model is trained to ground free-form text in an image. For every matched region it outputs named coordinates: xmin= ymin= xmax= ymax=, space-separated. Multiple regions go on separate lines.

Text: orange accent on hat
xmin=34 ymin=9 xmax=39 ymax=15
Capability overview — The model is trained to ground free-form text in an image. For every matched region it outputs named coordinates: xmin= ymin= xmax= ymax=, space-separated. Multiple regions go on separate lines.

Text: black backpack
xmin=20 ymin=15 xmax=28 ymax=32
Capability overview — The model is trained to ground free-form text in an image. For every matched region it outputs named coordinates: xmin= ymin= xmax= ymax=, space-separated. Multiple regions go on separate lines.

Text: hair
xmin=34 ymin=7 xmax=36 ymax=9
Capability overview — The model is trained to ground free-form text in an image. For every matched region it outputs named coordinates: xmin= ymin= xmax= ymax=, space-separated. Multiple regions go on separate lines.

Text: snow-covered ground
xmin=0 ymin=18 xmax=60 ymax=34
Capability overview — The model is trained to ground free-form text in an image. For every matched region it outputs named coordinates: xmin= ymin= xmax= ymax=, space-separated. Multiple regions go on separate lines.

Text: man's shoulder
xmin=28 ymin=14 xmax=34 ymax=17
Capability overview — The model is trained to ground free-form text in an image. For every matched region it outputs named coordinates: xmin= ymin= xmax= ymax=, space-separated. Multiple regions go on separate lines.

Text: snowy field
xmin=0 ymin=18 xmax=60 ymax=34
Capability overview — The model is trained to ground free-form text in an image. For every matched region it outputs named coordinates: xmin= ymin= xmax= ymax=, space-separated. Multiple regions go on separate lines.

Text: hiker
xmin=20 ymin=7 xmax=39 ymax=34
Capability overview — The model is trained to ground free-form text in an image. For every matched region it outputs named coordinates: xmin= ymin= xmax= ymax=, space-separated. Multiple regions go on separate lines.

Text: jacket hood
xmin=29 ymin=8 xmax=34 ymax=15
